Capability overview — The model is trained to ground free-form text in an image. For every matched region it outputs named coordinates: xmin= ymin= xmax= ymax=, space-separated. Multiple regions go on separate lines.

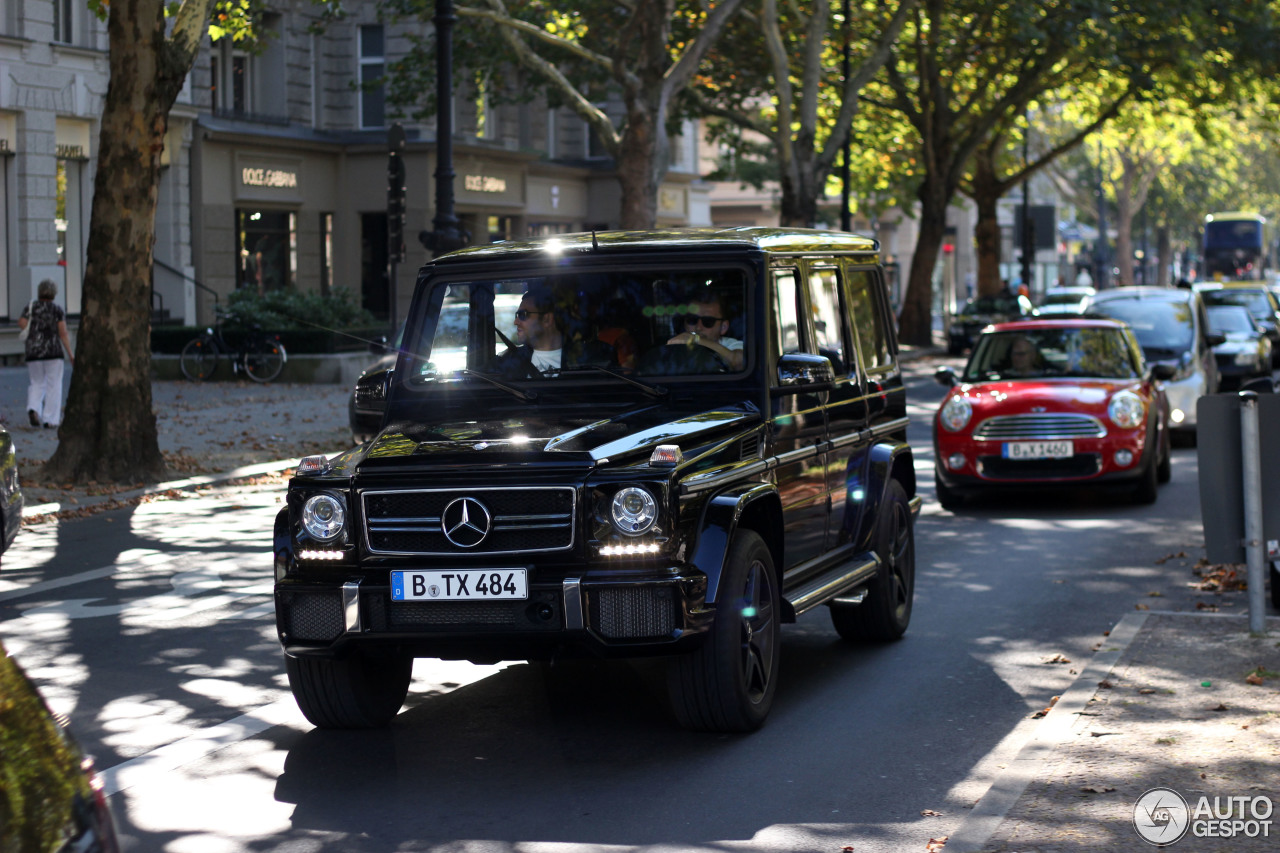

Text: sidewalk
xmin=948 ymin=609 xmax=1280 ymax=852
xmin=0 ymin=368 xmax=353 ymax=517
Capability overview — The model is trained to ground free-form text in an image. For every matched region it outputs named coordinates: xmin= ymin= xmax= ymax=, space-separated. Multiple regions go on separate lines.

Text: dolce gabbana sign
xmin=242 ymin=167 xmax=298 ymax=188
xmin=235 ymin=154 xmax=304 ymax=202
xmin=464 ymin=174 xmax=507 ymax=193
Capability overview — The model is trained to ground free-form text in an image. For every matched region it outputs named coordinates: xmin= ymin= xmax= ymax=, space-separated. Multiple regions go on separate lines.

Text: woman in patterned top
xmin=17 ymin=278 xmax=75 ymax=429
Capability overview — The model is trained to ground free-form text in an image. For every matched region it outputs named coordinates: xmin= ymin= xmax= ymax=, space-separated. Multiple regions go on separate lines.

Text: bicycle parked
xmin=179 ymin=308 xmax=288 ymax=382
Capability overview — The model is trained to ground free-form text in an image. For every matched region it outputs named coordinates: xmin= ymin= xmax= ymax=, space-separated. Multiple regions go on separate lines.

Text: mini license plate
xmin=390 ymin=569 xmax=528 ymax=602
xmin=1003 ymin=440 xmax=1073 ymax=460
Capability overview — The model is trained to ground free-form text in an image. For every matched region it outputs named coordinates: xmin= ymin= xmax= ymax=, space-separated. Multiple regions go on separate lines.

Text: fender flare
xmin=690 ymin=483 xmax=782 ymax=605
xmin=856 ymin=440 xmax=917 ymax=551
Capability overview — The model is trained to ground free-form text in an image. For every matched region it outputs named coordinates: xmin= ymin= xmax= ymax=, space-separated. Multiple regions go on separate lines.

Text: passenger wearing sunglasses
xmin=493 ymin=286 xmax=613 ymax=374
xmin=667 ymin=289 xmax=743 ymax=370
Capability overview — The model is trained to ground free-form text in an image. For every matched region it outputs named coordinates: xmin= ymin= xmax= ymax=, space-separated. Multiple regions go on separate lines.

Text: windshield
xmin=1090 ymin=297 xmax=1194 ymax=353
xmin=1207 ymin=305 xmax=1256 ymax=335
xmin=402 ymin=267 xmax=749 ymax=386
xmin=964 ymin=327 xmax=1141 ymax=381
xmin=1199 ymin=288 xmax=1274 ymax=319
xmin=1041 ymin=292 xmax=1088 ymax=307
xmin=961 ymin=294 xmax=1027 ymax=315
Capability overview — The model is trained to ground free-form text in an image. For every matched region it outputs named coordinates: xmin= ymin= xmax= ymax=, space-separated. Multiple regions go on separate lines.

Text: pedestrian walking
xmin=17 ymin=279 xmax=74 ymax=429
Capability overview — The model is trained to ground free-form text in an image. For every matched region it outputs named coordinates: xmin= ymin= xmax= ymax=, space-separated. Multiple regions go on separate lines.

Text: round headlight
xmin=939 ymin=395 xmax=973 ymax=432
xmin=1108 ymin=390 xmax=1145 ymax=429
xmin=611 ymin=487 xmax=657 ymax=535
xmin=302 ymin=494 xmax=346 ymax=541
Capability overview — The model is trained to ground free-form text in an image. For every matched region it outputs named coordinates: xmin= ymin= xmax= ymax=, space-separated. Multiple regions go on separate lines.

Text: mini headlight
xmin=939 ymin=395 xmax=973 ymax=432
xmin=301 ymin=494 xmax=346 ymax=541
xmin=611 ymin=487 xmax=657 ymax=535
xmin=1108 ymin=391 xmax=1145 ymax=429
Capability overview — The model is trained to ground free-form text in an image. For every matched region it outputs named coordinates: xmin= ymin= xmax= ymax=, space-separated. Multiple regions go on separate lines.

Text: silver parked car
xmin=1089 ymin=287 xmax=1223 ymax=437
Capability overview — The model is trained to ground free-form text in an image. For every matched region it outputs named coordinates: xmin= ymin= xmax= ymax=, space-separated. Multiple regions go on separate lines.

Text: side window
xmin=771 ymin=269 xmax=802 ymax=356
xmin=808 ymin=266 xmax=848 ymax=374
xmin=846 ymin=268 xmax=892 ymax=372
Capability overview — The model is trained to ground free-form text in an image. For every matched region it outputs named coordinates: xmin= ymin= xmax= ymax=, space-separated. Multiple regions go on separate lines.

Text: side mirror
xmin=1149 ymin=363 xmax=1177 ymax=382
xmin=774 ymin=353 xmax=835 ymax=392
xmin=1205 ymin=332 xmax=1227 ymax=349
xmin=353 ymin=367 xmax=393 ymax=417
xmin=935 ymin=366 xmax=960 ymax=387
xmin=1240 ymin=376 xmax=1275 ymax=394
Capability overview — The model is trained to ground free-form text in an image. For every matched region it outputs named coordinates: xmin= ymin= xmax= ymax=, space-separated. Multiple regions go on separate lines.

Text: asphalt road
xmin=0 ymin=354 xmax=1227 ymax=853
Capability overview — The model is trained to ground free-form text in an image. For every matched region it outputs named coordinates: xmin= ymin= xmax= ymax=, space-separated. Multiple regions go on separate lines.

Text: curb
xmin=20 ymin=452 xmax=344 ymax=518
xmin=944 ymin=611 xmax=1150 ymax=852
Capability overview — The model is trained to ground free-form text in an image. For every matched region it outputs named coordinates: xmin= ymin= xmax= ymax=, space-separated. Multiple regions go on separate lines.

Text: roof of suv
xmin=430 ymin=227 xmax=880 ymax=265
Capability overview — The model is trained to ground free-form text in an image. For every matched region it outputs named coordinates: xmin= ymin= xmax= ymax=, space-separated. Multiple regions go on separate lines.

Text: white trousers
xmin=26 ymin=358 xmax=65 ymax=427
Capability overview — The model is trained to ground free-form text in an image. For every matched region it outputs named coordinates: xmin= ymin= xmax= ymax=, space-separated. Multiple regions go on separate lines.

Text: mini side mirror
xmin=935 ymin=366 xmax=959 ymax=387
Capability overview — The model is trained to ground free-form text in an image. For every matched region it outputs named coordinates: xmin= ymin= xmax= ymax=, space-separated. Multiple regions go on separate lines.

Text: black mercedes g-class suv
xmin=274 ymin=227 xmax=920 ymax=733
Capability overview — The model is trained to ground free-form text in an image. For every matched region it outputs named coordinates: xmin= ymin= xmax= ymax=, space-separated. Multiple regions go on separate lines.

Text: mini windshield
xmin=403 ymin=268 xmax=749 ymax=385
xmin=964 ymin=327 xmax=1141 ymax=381
xmin=1090 ymin=297 xmax=1194 ymax=354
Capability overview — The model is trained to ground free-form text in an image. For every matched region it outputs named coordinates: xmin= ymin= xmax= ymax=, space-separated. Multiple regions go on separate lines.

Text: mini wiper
xmin=560 ymin=364 xmax=668 ymax=397
xmin=457 ymin=369 xmax=539 ymax=402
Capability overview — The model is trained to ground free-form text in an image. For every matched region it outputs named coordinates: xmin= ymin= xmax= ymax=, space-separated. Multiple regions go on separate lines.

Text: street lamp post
xmin=418 ymin=0 xmax=468 ymax=258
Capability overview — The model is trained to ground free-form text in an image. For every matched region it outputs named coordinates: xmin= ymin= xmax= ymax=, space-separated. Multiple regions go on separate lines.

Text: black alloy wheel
xmin=831 ymin=479 xmax=915 ymax=642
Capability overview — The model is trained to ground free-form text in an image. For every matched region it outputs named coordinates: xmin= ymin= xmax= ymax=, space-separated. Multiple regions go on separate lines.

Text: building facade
xmin=1 ymin=0 xmax=712 ymax=331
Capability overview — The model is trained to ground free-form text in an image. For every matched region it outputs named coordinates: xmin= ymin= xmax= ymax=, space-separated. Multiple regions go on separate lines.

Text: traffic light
xmin=387 ymin=123 xmax=406 ymax=264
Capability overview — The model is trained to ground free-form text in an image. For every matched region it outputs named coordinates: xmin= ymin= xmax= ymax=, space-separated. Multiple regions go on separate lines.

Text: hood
xmin=954 ymin=379 xmax=1136 ymax=416
xmin=354 ymin=403 xmax=761 ymax=469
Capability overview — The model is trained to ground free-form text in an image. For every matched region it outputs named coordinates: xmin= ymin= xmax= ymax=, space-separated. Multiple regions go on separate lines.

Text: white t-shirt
xmin=531 ymin=348 xmax=562 ymax=372
xmin=720 ymin=336 xmax=743 ymax=352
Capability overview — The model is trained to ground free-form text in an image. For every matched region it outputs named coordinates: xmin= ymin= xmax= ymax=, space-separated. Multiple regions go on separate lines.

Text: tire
xmin=179 ymin=336 xmax=220 ymax=381
xmin=935 ymin=471 xmax=964 ymax=511
xmin=1131 ymin=445 xmax=1160 ymax=505
xmin=285 ymin=649 xmax=412 ymax=729
xmin=243 ymin=338 xmax=287 ymax=383
xmin=667 ymin=529 xmax=779 ymax=732
xmin=1270 ymin=562 xmax=1280 ymax=610
xmin=831 ymin=480 xmax=915 ymax=642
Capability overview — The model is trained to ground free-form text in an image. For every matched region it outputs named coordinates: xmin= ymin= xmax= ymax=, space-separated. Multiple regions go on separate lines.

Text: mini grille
xmin=363 ymin=487 xmax=575 ymax=555
xmin=977 ymin=454 xmax=1102 ymax=480
xmin=590 ymin=587 xmax=675 ymax=639
xmin=279 ymin=590 xmax=344 ymax=641
xmin=973 ymin=414 xmax=1105 ymax=440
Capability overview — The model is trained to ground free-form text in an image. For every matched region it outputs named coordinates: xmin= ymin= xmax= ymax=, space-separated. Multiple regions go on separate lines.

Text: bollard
xmin=1238 ymin=391 xmax=1267 ymax=635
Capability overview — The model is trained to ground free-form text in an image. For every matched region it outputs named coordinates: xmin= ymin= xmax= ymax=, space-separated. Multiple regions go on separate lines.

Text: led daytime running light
xmin=598 ymin=542 xmax=662 ymax=556
xmin=298 ymin=549 xmax=344 ymax=561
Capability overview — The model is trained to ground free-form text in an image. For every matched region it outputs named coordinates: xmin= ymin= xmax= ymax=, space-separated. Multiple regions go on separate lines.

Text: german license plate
xmin=390 ymin=569 xmax=527 ymax=601
xmin=1003 ymin=440 xmax=1073 ymax=460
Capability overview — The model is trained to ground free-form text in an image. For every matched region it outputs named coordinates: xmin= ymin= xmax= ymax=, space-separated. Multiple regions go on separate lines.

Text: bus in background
xmin=1202 ymin=212 xmax=1271 ymax=281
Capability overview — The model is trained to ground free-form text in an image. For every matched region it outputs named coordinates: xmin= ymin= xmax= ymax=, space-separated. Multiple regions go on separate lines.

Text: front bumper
xmin=275 ymin=568 xmax=711 ymax=662
xmin=934 ymin=432 xmax=1152 ymax=490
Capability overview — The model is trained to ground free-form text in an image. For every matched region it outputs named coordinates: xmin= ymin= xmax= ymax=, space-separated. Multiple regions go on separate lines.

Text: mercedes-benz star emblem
xmin=441 ymin=497 xmax=492 ymax=548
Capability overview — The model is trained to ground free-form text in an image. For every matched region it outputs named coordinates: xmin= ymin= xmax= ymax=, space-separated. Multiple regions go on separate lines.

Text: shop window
xmin=486 ymin=216 xmax=513 ymax=243
xmin=237 ymin=209 xmax=296 ymax=293
xmin=359 ymin=25 xmax=385 ymax=129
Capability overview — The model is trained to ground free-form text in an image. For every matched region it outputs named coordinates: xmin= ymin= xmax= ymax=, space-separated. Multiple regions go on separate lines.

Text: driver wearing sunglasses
xmin=667 ymin=289 xmax=744 ymax=370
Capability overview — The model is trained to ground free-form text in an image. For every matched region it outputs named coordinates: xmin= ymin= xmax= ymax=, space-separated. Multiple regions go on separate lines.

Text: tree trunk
xmin=44 ymin=0 xmax=205 ymax=484
xmin=969 ymin=156 xmax=1006 ymax=298
xmin=616 ymin=103 xmax=661 ymax=230
xmin=1114 ymin=192 xmax=1136 ymax=288
xmin=778 ymin=147 xmax=821 ymax=227
xmin=897 ymin=177 xmax=950 ymax=346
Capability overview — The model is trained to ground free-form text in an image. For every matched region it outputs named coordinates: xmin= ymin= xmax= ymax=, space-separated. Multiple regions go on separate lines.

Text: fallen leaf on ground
xmin=1246 ymin=673 xmax=1265 ymax=686
xmin=920 ymin=809 xmax=943 ymax=817
xmin=1098 ymin=679 xmax=1113 ymax=689
xmin=925 ymin=837 xmax=947 ymax=852
xmin=1080 ymin=785 xmax=1116 ymax=793
xmin=1135 ymin=603 xmax=1149 ymax=610
xmin=1211 ymin=703 xmax=1230 ymax=711
xmin=1043 ymin=653 xmax=1072 ymax=664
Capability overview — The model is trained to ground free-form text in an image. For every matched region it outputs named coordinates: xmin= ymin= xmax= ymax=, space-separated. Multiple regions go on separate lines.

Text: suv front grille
xmin=363 ymin=487 xmax=576 ymax=555
xmin=973 ymin=414 xmax=1105 ymax=440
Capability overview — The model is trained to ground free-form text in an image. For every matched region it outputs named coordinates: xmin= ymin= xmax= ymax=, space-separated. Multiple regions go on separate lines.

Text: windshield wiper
xmin=457 ymin=369 xmax=539 ymax=402
xmin=558 ymin=364 xmax=668 ymax=398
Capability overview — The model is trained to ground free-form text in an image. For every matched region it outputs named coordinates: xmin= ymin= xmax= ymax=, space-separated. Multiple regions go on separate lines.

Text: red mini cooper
xmin=933 ymin=319 xmax=1174 ymax=509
